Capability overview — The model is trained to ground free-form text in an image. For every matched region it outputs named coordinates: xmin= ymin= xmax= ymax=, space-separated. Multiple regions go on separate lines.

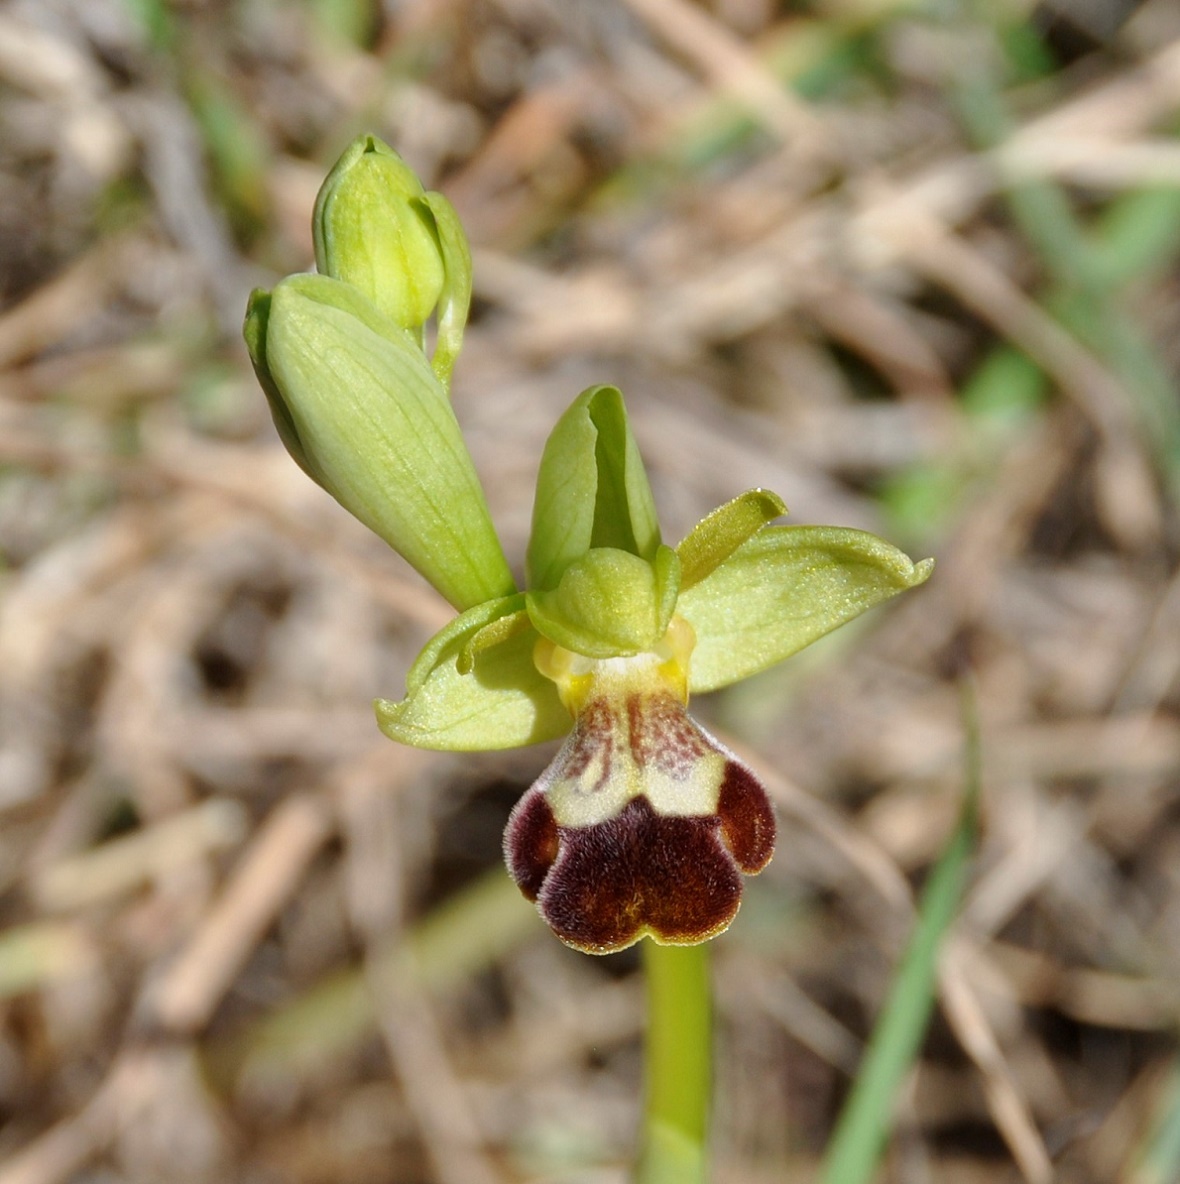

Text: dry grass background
xmin=2 ymin=0 xmax=1180 ymax=1180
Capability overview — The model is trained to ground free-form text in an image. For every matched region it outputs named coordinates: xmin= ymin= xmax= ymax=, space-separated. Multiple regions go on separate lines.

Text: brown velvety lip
xmin=503 ymin=789 xmax=560 ymax=901
xmin=509 ymin=795 xmax=745 ymax=954
xmin=717 ymin=759 xmax=776 ymax=873
xmin=503 ymin=678 xmax=777 ymax=953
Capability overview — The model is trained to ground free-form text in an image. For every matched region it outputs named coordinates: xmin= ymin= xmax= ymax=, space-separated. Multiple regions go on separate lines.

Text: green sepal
xmin=312 ymin=134 xmax=446 ymax=340
xmin=244 ymin=288 xmax=313 ymax=479
xmin=677 ymin=488 xmax=787 ymax=590
xmin=526 ymin=386 xmax=661 ymax=592
xmin=419 ymin=191 xmax=472 ymax=390
xmin=376 ymin=595 xmax=568 ymax=751
xmin=677 ymin=526 xmax=933 ymax=693
xmin=526 ymin=546 xmax=681 ymax=659
xmin=252 ymin=272 xmax=514 ymax=611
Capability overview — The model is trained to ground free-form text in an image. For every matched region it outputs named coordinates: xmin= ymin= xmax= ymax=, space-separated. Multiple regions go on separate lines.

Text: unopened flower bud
xmin=313 ymin=135 xmax=472 ymax=385
xmin=244 ymin=273 xmax=513 ymax=611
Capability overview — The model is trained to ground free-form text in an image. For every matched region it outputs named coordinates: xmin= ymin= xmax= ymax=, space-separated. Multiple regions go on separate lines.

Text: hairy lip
xmin=504 ymin=706 xmax=775 ymax=954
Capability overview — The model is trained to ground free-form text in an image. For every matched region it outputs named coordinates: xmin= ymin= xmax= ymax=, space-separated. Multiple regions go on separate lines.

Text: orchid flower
xmin=245 ymin=134 xmax=933 ymax=955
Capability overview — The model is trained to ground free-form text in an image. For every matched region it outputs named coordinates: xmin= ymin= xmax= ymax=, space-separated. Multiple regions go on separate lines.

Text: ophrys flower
xmin=245 ymin=135 xmax=933 ymax=954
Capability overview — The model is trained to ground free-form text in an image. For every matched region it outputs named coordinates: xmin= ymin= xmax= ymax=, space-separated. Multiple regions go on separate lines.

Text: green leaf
xmin=1091 ymin=186 xmax=1180 ymax=289
xmin=527 ymin=386 xmax=661 ymax=591
xmin=677 ymin=526 xmax=933 ymax=693
xmin=376 ymin=600 xmax=567 ymax=751
xmin=676 ymin=488 xmax=787 ymax=590
xmin=259 ymin=273 xmax=515 ymax=611
xmin=526 ymin=547 xmax=676 ymax=659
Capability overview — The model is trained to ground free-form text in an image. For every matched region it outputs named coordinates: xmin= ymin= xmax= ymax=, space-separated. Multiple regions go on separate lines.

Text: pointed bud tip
xmin=313 ymin=134 xmax=448 ymax=333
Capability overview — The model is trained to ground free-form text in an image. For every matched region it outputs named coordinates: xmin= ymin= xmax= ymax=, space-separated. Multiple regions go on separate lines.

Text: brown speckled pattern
xmin=627 ymin=691 xmax=710 ymax=777
xmin=559 ymin=697 xmax=615 ymax=792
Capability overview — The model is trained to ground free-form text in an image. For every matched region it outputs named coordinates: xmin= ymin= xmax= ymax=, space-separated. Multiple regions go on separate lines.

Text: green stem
xmin=636 ymin=940 xmax=712 ymax=1184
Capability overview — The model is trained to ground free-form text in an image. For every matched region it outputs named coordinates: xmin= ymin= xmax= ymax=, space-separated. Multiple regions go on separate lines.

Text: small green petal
xmin=677 ymin=488 xmax=787 ymax=590
xmin=527 ymin=386 xmax=661 ymax=591
xmin=527 ymin=547 xmax=678 ymax=659
xmin=257 ymin=273 xmax=514 ymax=611
xmin=403 ymin=595 xmax=523 ymax=694
xmin=420 ymin=191 xmax=472 ymax=390
xmin=678 ymin=526 xmax=934 ymax=693
xmin=377 ymin=597 xmax=567 ymax=751
xmin=652 ymin=543 xmax=682 ymax=638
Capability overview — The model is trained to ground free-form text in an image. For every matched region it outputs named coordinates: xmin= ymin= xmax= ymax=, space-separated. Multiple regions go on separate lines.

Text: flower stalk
xmin=638 ymin=941 xmax=712 ymax=1184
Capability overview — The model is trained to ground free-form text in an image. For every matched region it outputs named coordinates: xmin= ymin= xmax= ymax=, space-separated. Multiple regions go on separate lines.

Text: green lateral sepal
xmin=377 ymin=595 xmax=567 ymax=751
xmin=677 ymin=526 xmax=933 ymax=692
xmin=527 ymin=386 xmax=662 ymax=592
xmin=244 ymin=287 xmax=314 ymax=480
xmin=419 ymin=191 xmax=472 ymax=389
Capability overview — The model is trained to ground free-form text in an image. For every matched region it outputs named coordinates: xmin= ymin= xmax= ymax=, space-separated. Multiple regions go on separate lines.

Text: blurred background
xmin=2 ymin=0 xmax=1180 ymax=1180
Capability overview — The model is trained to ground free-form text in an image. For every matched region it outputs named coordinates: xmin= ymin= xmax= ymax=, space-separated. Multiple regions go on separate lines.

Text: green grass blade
xmin=204 ymin=870 xmax=540 ymax=1088
xmin=954 ymin=65 xmax=1180 ymax=489
xmin=1090 ymin=187 xmax=1180 ymax=290
xmin=1126 ymin=1059 xmax=1180 ymax=1184
xmin=818 ymin=693 xmax=978 ymax=1184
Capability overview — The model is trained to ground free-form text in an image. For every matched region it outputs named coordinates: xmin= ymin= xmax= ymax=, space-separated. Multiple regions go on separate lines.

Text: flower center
xmin=506 ymin=615 xmax=776 ymax=952
xmin=534 ymin=615 xmax=695 ymax=716
xmin=529 ymin=617 xmax=731 ymax=828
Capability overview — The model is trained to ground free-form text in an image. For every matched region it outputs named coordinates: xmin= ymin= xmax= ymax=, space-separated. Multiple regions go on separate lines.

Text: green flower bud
xmin=244 ymin=272 xmax=514 ymax=612
xmin=312 ymin=135 xmax=471 ymax=387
